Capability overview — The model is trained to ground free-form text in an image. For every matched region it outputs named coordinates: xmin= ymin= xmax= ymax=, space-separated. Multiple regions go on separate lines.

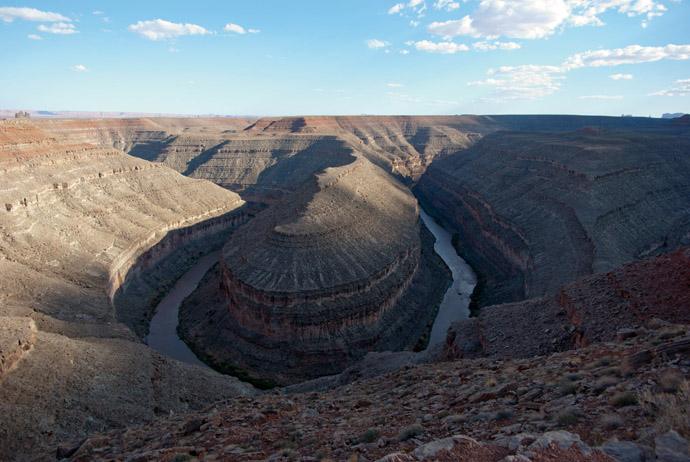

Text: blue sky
xmin=1 ymin=0 xmax=689 ymax=116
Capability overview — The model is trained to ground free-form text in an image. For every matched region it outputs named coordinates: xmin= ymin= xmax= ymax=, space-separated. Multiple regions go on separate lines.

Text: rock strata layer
xmin=416 ymin=129 xmax=690 ymax=308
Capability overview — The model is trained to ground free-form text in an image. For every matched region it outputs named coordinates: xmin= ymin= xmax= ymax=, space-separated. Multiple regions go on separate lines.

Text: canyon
xmin=0 ymin=114 xmax=688 ymax=461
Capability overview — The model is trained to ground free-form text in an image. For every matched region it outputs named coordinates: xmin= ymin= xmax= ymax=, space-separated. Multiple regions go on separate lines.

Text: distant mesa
xmin=662 ymin=112 xmax=688 ymax=119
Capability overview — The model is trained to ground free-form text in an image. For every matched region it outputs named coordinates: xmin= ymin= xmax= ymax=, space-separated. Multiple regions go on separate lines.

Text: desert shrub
xmin=171 ymin=454 xmax=194 ymax=462
xmin=397 ymin=423 xmax=425 ymax=441
xmin=658 ymin=369 xmax=684 ymax=393
xmin=590 ymin=357 xmax=613 ymax=368
xmin=595 ymin=366 xmax=621 ymax=378
xmin=557 ymin=380 xmax=578 ymax=396
xmin=610 ymin=391 xmax=637 ymax=407
xmin=444 ymin=414 xmax=465 ymax=426
xmin=355 ymin=428 xmax=380 ymax=444
xmin=641 ymin=380 xmax=690 ymax=438
xmin=494 ymin=409 xmax=514 ymax=421
xmin=556 ymin=407 xmax=581 ymax=426
xmin=599 ymin=413 xmax=624 ymax=430
xmin=592 ymin=376 xmax=620 ymax=394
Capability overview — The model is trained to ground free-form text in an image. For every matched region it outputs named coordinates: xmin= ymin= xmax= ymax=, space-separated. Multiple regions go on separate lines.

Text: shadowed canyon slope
xmin=416 ymin=128 xmax=690 ymax=309
xmin=0 ymin=120 xmax=254 ymax=460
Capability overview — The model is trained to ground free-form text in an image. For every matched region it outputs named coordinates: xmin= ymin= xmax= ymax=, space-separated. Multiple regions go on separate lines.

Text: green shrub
xmin=356 ymin=428 xmax=380 ymax=444
xmin=556 ymin=407 xmax=581 ymax=426
xmin=641 ymin=380 xmax=690 ymax=438
xmin=398 ymin=424 xmax=425 ymax=441
xmin=610 ymin=391 xmax=637 ymax=407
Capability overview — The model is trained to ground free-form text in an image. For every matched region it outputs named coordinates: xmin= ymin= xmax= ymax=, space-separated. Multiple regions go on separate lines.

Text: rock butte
xmin=0 ymin=115 xmax=688 ymax=461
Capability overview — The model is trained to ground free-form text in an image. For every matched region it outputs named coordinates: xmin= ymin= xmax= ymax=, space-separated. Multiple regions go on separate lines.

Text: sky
xmin=1 ymin=0 xmax=689 ymax=116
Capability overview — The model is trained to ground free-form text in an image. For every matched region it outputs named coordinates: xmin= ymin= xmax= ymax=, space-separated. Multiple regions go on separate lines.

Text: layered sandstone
xmin=179 ymin=152 xmax=450 ymax=385
xmin=0 ymin=120 xmax=254 ymax=460
xmin=416 ymin=129 xmax=690 ymax=308
xmin=36 ymin=116 xmax=492 ymax=193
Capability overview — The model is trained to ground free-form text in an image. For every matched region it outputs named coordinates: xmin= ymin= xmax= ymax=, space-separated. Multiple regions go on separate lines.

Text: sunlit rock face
xmin=0 ymin=119 xmax=253 ymax=459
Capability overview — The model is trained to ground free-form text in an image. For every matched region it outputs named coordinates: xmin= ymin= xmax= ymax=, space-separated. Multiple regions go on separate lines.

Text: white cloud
xmin=468 ymin=42 xmax=690 ymax=102
xmin=579 ymin=94 xmax=624 ymax=99
xmin=469 ymin=65 xmax=565 ymax=100
xmin=387 ymin=82 xmax=405 ymax=88
xmin=434 ymin=0 xmax=460 ymax=11
xmin=0 ymin=6 xmax=69 ymax=22
xmin=367 ymin=39 xmax=390 ymax=49
xmin=248 ymin=28 xmax=260 ymax=34
xmin=649 ymin=78 xmax=690 ymax=96
xmin=388 ymin=0 xmax=428 ymax=16
xmin=92 ymin=10 xmax=104 ymax=16
xmin=37 ymin=22 xmax=77 ymax=35
xmin=72 ymin=64 xmax=88 ymax=72
xmin=388 ymin=3 xmax=405 ymax=14
xmin=567 ymin=0 xmax=668 ymax=28
xmin=128 ymin=19 xmax=210 ymax=41
xmin=473 ymin=41 xmax=521 ymax=51
xmin=563 ymin=44 xmax=690 ymax=69
xmin=428 ymin=0 xmax=670 ymax=40
xmin=429 ymin=0 xmax=570 ymax=39
xmin=414 ymin=40 xmax=469 ymax=54
xmin=400 ymin=49 xmax=410 ymax=55
xmin=27 ymin=33 xmax=41 ymax=40
xmin=224 ymin=23 xmax=246 ymax=34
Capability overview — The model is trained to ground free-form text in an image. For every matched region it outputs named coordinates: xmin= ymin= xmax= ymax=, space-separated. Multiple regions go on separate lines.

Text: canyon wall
xmin=0 ymin=120 xmax=254 ymax=460
xmin=416 ymin=129 xmax=690 ymax=308
xmin=37 ymin=116 xmax=493 ymax=194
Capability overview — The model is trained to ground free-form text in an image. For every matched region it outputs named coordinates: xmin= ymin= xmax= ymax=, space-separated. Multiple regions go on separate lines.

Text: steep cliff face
xmin=0 ymin=120 xmax=254 ymax=460
xmin=416 ymin=130 xmax=690 ymax=308
xmin=179 ymin=150 xmax=451 ymax=385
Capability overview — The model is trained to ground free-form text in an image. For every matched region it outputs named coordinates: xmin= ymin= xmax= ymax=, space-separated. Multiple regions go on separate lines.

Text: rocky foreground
xmin=64 ymin=319 xmax=689 ymax=461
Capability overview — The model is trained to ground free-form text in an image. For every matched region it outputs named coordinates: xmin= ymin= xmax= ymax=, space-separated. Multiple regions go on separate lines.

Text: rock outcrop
xmin=179 ymin=152 xmax=451 ymax=385
xmin=444 ymin=247 xmax=690 ymax=361
xmin=0 ymin=120 xmax=254 ymax=460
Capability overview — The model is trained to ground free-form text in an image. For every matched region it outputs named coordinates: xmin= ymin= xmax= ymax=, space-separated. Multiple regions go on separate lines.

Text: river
xmin=419 ymin=208 xmax=478 ymax=348
xmin=145 ymin=252 xmax=218 ymax=368
xmin=145 ymin=210 xmax=475 ymax=366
